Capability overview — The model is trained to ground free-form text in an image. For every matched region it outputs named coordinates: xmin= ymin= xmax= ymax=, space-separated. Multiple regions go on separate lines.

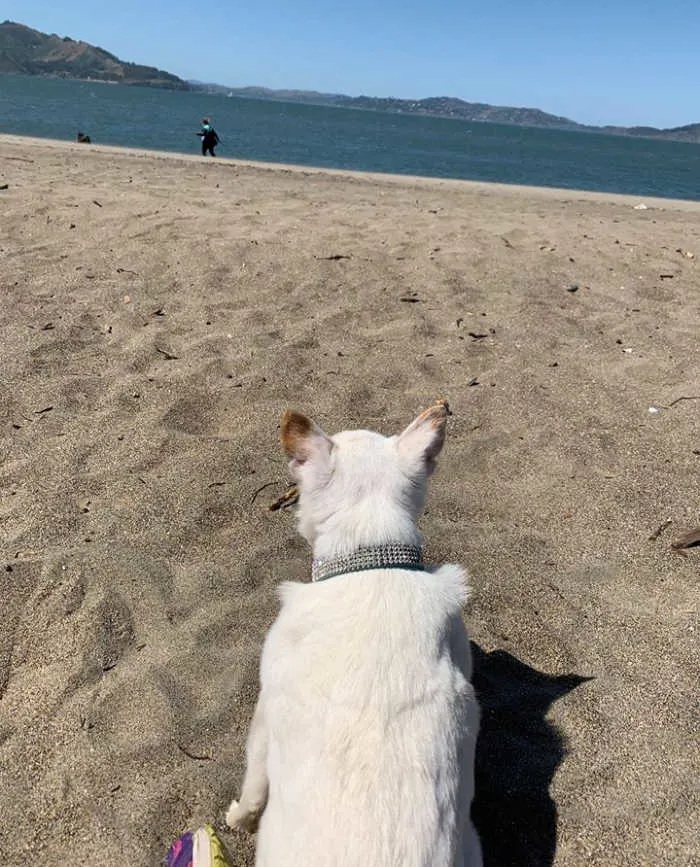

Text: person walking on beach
xmin=197 ymin=118 xmax=219 ymax=157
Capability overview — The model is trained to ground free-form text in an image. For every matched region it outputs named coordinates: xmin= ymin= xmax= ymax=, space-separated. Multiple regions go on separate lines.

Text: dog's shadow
xmin=470 ymin=644 xmax=591 ymax=867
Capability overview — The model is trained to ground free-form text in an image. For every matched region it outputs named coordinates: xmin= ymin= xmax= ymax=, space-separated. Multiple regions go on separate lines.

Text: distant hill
xmin=600 ymin=122 xmax=700 ymax=143
xmin=0 ymin=21 xmax=188 ymax=89
xmin=193 ymin=83 xmax=700 ymax=144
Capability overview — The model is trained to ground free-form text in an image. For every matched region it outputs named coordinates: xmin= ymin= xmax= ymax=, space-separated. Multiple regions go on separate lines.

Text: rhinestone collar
xmin=311 ymin=544 xmax=425 ymax=583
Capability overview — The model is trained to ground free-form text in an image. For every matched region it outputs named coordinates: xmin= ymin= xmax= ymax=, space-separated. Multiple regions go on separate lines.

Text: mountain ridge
xmin=193 ymin=82 xmax=700 ymax=143
xmin=0 ymin=20 xmax=188 ymax=89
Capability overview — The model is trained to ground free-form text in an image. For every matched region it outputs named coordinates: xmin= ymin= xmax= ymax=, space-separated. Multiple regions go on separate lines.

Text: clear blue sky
xmin=5 ymin=1 xmax=699 ymax=128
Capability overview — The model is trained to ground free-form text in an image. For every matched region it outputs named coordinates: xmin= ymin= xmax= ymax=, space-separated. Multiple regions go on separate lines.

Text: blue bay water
xmin=2 ymin=73 xmax=700 ymax=201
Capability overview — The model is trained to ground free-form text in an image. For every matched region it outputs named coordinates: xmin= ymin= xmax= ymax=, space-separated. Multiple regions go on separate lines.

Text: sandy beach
xmin=0 ymin=135 xmax=698 ymax=866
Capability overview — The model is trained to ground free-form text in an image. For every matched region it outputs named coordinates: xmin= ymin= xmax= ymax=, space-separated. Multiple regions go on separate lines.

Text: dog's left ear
xmin=281 ymin=410 xmax=333 ymax=473
xmin=396 ymin=402 xmax=450 ymax=474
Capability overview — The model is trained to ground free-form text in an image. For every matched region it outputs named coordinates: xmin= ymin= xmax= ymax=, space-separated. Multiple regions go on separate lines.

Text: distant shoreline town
xmin=2 ymin=20 xmax=699 ymax=143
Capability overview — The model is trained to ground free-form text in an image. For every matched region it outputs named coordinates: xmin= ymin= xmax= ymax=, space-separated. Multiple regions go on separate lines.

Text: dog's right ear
xmin=280 ymin=410 xmax=333 ymax=474
xmin=396 ymin=402 xmax=450 ymax=475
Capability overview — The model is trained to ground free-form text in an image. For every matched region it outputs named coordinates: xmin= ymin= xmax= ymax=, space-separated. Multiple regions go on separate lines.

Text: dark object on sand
xmin=268 ymin=485 xmax=299 ymax=511
xmin=77 ymin=131 xmax=91 ymax=143
xmin=671 ymin=527 xmax=700 ymax=550
xmin=648 ymin=518 xmax=672 ymax=541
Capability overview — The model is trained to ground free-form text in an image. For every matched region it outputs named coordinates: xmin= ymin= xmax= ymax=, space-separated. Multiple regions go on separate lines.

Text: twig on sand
xmin=648 ymin=519 xmax=672 ymax=541
xmin=671 ymin=528 xmax=700 ymax=550
xmin=250 ymin=481 xmax=277 ymax=505
xmin=433 ymin=397 xmax=452 ymax=415
xmin=176 ymin=742 xmax=212 ymax=761
xmin=668 ymin=395 xmax=700 ymax=408
xmin=268 ymin=485 xmax=300 ymax=511
xmin=155 ymin=347 xmax=178 ymax=360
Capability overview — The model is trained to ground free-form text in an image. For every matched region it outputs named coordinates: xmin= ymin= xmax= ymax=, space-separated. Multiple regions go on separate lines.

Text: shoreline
xmin=3 ymin=132 xmax=700 ymax=210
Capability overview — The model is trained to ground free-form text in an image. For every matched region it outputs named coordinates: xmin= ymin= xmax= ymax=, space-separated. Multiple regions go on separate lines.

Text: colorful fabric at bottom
xmin=166 ymin=829 xmax=193 ymax=867
xmin=166 ymin=824 xmax=232 ymax=867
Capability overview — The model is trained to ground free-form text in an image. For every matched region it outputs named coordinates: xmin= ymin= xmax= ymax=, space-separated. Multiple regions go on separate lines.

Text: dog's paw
xmin=226 ymin=799 xmax=261 ymax=833
xmin=225 ymin=799 xmax=243 ymax=829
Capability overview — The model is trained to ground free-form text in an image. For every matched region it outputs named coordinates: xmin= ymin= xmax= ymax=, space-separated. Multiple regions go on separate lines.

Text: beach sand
xmin=0 ymin=135 xmax=698 ymax=866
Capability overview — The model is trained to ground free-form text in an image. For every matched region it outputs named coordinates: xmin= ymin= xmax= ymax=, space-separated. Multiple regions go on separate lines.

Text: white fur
xmin=227 ymin=410 xmax=482 ymax=867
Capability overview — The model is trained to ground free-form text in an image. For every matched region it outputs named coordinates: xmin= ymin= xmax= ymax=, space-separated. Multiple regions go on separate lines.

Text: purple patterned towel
xmin=166 ymin=824 xmax=231 ymax=866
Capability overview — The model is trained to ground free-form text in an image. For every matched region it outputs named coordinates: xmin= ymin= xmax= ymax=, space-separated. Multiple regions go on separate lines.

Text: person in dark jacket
xmin=197 ymin=118 xmax=219 ymax=156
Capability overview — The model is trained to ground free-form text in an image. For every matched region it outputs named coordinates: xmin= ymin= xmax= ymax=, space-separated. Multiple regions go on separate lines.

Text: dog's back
xmin=255 ymin=565 xmax=479 ymax=867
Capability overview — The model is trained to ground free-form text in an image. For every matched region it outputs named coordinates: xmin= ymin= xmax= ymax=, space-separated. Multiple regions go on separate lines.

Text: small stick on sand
xmin=269 ymin=485 xmax=300 ymax=511
xmin=648 ymin=518 xmax=672 ymax=541
xmin=670 ymin=527 xmax=700 ymax=550
xmin=668 ymin=395 xmax=700 ymax=407
xmin=176 ymin=742 xmax=212 ymax=761
xmin=434 ymin=397 xmax=452 ymax=415
xmin=250 ymin=481 xmax=277 ymax=505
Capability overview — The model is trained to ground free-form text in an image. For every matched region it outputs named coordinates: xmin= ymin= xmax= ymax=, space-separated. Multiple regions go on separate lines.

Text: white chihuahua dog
xmin=226 ymin=403 xmax=482 ymax=867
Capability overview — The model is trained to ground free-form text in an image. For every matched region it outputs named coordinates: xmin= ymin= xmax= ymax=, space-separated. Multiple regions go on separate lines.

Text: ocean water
xmin=2 ymin=73 xmax=700 ymax=201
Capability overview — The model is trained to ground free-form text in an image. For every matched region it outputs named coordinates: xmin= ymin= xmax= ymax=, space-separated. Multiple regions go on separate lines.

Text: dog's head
xmin=280 ymin=403 xmax=449 ymax=549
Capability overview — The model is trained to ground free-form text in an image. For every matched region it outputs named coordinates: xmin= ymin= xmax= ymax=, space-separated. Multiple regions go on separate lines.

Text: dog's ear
xmin=396 ymin=402 xmax=450 ymax=475
xmin=281 ymin=410 xmax=333 ymax=473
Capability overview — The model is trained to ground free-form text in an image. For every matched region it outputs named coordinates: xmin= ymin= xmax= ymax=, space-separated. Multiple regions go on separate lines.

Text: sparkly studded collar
xmin=311 ymin=544 xmax=425 ymax=583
